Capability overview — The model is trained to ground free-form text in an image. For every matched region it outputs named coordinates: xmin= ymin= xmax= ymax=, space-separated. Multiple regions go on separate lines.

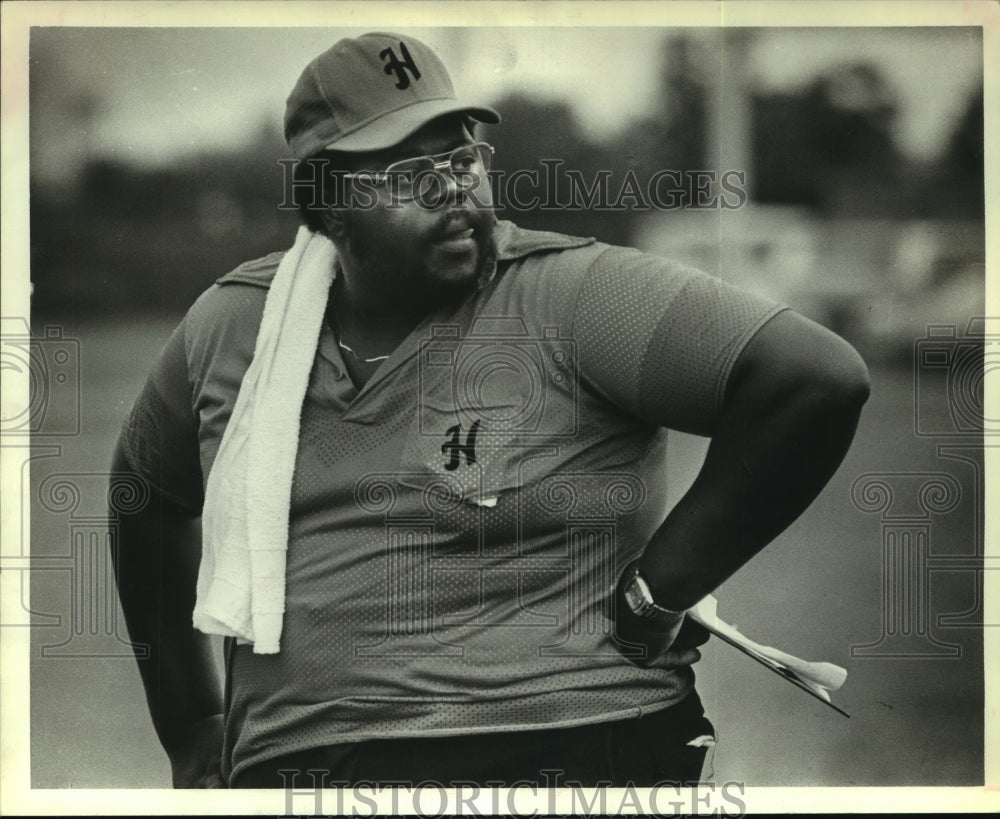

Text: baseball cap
xmin=285 ymin=32 xmax=501 ymax=159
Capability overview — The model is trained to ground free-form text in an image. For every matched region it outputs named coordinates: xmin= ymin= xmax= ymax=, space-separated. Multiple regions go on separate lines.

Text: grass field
xmin=22 ymin=315 xmax=984 ymax=788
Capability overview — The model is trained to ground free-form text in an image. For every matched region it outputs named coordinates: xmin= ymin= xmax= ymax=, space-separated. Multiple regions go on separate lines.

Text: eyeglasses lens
xmin=388 ymin=144 xmax=492 ymax=200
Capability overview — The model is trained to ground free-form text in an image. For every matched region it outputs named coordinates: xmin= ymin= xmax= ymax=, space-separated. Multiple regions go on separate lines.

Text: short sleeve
xmin=572 ymin=245 xmax=786 ymax=434
xmin=118 ymin=318 xmax=204 ymax=511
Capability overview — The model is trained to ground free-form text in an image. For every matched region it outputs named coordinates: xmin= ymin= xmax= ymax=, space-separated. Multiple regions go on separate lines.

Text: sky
xmin=28 ymin=26 xmax=982 ymax=186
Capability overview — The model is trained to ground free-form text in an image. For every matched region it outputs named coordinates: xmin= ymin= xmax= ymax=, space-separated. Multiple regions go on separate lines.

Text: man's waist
xmin=223 ymin=670 xmax=695 ymax=782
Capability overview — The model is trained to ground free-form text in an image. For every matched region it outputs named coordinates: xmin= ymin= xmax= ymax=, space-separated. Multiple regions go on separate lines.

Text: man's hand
xmin=613 ymin=561 xmax=710 ymax=669
xmin=164 ymin=714 xmax=226 ymax=788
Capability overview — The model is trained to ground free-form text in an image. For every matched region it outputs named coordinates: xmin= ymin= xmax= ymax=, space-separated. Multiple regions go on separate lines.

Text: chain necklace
xmin=337 ymin=337 xmax=390 ymax=364
xmin=330 ymin=303 xmax=391 ymax=364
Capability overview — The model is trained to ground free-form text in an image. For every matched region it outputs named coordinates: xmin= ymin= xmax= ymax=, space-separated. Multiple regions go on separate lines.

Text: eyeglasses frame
xmin=341 ymin=141 xmax=495 ymax=201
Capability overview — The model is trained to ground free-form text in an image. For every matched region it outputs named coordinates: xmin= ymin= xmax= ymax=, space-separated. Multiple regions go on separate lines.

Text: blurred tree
xmin=487 ymin=93 xmax=631 ymax=246
xmin=29 ymin=43 xmax=106 ymax=201
xmin=753 ymin=62 xmax=910 ymax=216
xmin=31 ymin=115 xmax=300 ymax=317
xmin=633 ymin=35 xmax=709 ymax=175
xmin=488 ymin=34 xmax=713 ymax=247
xmin=946 ymin=85 xmax=984 ymax=183
xmin=619 ymin=35 xmax=710 ymax=205
xmin=916 ymin=85 xmax=984 ymax=219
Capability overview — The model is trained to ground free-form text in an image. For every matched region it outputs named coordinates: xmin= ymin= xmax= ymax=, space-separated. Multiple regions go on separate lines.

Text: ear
xmin=321 ymin=207 xmax=348 ymax=240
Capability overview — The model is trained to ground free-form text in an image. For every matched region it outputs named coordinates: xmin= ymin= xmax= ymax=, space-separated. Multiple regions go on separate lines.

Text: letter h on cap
xmin=380 ymin=41 xmax=421 ymax=90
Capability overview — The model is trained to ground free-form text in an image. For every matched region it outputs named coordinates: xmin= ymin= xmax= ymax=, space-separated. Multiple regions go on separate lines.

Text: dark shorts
xmin=231 ymin=690 xmax=715 ymax=788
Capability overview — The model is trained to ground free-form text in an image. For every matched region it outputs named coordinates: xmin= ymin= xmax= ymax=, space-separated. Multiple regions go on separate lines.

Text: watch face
xmin=623 ymin=574 xmax=649 ymax=615
xmin=624 ymin=571 xmax=681 ymax=623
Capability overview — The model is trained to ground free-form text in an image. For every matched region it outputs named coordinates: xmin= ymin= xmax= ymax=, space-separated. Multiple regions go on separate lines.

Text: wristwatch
xmin=622 ymin=562 xmax=685 ymax=624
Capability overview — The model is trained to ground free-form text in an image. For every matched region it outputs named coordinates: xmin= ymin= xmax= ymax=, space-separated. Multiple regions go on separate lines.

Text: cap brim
xmin=326 ymin=98 xmax=500 ymax=153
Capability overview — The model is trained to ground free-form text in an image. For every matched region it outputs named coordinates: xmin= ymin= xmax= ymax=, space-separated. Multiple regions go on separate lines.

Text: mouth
xmin=432 ymin=225 xmax=477 ymax=253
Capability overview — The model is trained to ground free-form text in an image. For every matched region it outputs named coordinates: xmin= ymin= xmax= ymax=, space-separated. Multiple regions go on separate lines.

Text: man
xmin=111 ymin=32 xmax=870 ymax=789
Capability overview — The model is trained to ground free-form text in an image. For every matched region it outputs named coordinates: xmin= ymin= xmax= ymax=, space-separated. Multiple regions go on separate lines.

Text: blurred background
xmin=23 ymin=26 xmax=987 ymax=788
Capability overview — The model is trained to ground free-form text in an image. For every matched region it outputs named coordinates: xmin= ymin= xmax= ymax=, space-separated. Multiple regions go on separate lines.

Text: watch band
xmin=622 ymin=562 xmax=685 ymax=623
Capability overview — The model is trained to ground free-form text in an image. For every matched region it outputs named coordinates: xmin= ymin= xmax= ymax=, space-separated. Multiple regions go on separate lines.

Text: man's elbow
xmin=812 ymin=336 xmax=871 ymax=412
xmin=737 ymin=312 xmax=871 ymax=421
xmin=111 ymin=437 xmax=130 ymax=474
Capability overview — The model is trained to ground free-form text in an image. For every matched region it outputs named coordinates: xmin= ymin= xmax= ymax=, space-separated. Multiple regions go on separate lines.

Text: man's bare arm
xmin=110 ymin=440 xmax=225 ymax=787
xmin=638 ymin=310 xmax=871 ymax=608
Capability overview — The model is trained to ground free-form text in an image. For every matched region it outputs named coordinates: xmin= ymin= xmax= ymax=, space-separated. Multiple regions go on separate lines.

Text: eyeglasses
xmin=343 ymin=142 xmax=494 ymax=202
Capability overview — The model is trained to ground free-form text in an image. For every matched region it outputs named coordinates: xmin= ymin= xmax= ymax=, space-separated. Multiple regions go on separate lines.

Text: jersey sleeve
xmin=118 ymin=317 xmax=204 ymax=511
xmin=571 ymin=244 xmax=787 ymax=434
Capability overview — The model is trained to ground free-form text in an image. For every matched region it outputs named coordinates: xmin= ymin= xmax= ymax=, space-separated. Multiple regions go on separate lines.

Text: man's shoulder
xmin=213 ymin=250 xmax=287 ymax=288
xmin=494 ymin=221 xmax=662 ymax=279
xmin=493 ymin=221 xmax=683 ymax=301
xmin=494 ymin=220 xmax=599 ymax=262
xmin=184 ymin=250 xmax=284 ymax=332
xmin=499 ymin=221 xmax=709 ymax=284
xmin=182 ymin=252 xmax=285 ymax=348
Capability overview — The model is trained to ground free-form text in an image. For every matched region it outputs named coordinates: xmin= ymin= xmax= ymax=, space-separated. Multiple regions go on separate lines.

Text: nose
xmin=415 ymin=168 xmax=489 ymax=211
xmin=452 ymin=167 xmax=492 ymax=210
xmin=452 ymin=174 xmax=490 ymax=212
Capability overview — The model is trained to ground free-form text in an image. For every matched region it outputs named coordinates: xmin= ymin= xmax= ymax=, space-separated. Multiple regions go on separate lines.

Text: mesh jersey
xmin=120 ymin=220 xmax=785 ymax=782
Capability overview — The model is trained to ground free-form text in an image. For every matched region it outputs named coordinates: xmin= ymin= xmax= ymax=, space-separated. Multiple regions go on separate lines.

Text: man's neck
xmin=329 ymin=275 xmax=471 ymax=392
xmin=330 ymin=276 xmax=443 ymax=353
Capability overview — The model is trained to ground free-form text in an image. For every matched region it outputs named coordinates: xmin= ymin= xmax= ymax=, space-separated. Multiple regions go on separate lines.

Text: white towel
xmin=193 ymin=226 xmax=336 ymax=654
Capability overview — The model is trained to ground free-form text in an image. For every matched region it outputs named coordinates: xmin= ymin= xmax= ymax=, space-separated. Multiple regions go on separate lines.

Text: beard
xmin=341 ymin=206 xmax=497 ymax=313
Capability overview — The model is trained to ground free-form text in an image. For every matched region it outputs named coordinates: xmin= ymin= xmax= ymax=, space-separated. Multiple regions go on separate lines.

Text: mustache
xmin=431 ymin=207 xmax=495 ymax=242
